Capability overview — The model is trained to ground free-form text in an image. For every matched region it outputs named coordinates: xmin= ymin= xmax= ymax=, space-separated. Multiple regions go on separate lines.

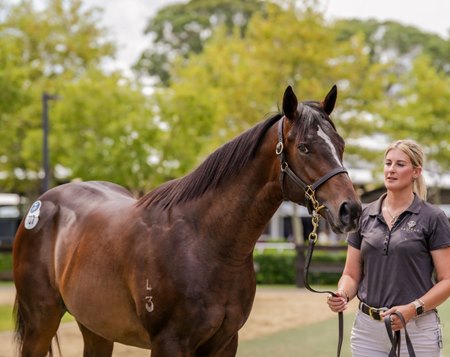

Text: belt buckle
xmin=369 ymin=307 xmax=379 ymax=320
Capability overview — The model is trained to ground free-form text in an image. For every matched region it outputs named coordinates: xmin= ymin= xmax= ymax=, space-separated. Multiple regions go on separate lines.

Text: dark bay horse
xmin=13 ymin=85 xmax=361 ymax=356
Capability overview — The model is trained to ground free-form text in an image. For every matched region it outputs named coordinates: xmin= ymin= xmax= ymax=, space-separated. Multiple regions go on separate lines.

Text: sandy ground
xmin=0 ymin=285 xmax=357 ymax=356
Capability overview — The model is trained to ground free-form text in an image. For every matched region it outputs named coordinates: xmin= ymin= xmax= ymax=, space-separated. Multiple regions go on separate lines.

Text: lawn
xmin=237 ymin=298 xmax=450 ymax=357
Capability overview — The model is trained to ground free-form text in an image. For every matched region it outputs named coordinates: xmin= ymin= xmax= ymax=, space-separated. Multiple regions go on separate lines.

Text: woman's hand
xmin=326 ymin=290 xmax=349 ymax=313
xmin=381 ymin=304 xmax=415 ymax=332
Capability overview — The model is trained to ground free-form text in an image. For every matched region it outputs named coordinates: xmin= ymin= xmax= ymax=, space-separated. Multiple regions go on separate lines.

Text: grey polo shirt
xmin=347 ymin=193 xmax=450 ymax=308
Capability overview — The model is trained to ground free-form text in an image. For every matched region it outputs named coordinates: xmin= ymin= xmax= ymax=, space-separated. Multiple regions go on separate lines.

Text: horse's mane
xmin=137 ymin=113 xmax=283 ymax=210
xmin=137 ymin=101 xmax=339 ymax=210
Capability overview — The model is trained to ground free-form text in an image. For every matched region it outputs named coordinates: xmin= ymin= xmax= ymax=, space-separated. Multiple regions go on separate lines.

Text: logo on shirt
xmin=401 ymin=220 xmax=420 ymax=233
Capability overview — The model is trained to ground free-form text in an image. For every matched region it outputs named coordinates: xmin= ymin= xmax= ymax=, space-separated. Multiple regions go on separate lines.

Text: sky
xmin=81 ymin=0 xmax=450 ymax=74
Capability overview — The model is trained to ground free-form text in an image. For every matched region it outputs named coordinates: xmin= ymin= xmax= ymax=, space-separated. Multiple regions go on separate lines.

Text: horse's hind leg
xmin=14 ymin=296 xmax=64 ymax=357
xmin=77 ymin=322 xmax=114 ymax=357
xmin=14 ymin=237 xmax=65 ymax=355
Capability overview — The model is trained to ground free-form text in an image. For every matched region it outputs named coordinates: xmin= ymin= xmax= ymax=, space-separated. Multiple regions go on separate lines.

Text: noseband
xmin=276 ymin=116 xmax=348 ymax=215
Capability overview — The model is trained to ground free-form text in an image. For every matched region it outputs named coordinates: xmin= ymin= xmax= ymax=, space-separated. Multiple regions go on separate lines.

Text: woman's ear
xmin=413 ymin=167 xmax=422 ymax=179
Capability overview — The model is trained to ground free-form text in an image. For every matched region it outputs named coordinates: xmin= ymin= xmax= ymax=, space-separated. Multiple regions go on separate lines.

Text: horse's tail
xmin=13 ymin=295 xmax=25 ymax=355
xmin=13 ymin=296 xmax=61 ymax=357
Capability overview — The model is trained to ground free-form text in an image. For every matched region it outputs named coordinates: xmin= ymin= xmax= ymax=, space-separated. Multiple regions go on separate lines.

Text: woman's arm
xmin=382 ymin=246 xmax=450 ymax=331
xmin=327 ymin=245 xmax=362 ymax=312
xmin=420 ymin=246 xmax=450 ymax=311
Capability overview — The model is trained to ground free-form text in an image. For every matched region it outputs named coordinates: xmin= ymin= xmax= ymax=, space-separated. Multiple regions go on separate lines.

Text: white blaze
xmin=317 ymin=126 xmax=341 ymax=166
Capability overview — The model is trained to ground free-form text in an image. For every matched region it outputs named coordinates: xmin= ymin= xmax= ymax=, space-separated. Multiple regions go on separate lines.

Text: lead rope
xmin=302 ymin=191 xmax=344 ymax=357
xmin=384 ymin=312 xmax=416 ymax=357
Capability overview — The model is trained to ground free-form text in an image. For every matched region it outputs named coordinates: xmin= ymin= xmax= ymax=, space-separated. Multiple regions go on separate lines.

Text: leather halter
xmin=276 ymin=114 xmax=349 ymax=357
xmin=276 ymin=115 xmax=348 ymax=214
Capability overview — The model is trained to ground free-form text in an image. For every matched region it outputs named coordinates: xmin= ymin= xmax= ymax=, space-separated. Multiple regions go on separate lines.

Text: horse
xmin=13 ymin=85 xmax=361 ymax=357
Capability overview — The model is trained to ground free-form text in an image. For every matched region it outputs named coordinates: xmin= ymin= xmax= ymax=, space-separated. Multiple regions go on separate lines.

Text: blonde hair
xmin=384 ymin=139 xmax=427 ymax=200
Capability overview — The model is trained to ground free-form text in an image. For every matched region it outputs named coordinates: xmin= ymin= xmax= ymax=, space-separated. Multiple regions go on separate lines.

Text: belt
xmin=359 ymin=302 xmax=388 ymax=321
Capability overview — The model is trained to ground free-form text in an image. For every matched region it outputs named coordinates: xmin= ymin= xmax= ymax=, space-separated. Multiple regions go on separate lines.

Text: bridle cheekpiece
xmin=276 ymin=115 xmax=348 ymax=222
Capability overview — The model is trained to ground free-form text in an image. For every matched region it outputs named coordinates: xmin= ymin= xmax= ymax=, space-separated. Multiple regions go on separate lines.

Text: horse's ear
xmin=321 ymin=85 xmax=337 ymax=115
xmin=282 ymin=86 xmax=298 ymax=120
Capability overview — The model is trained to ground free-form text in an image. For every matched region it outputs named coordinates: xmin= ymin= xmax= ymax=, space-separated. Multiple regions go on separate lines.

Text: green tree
xmin=334 ymin=19 xmax=450 ymax=75
xmin=133 ymin=0 xmax=269 ymax=86
xmin=48 ymin=70 xmax=159 ymax=193
xmin=0 ymin=0 xmax=158 ymax=196
xmin=135 ymin=0 xmax=450 ymax=180
xmin=153 ymin=1 xmax=389 ymax=178
xmin=383 ymin=55 xmax=450 ymax=170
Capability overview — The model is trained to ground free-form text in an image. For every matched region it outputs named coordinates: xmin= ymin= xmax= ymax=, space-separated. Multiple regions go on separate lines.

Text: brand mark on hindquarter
xmin=145 ymin=279 xmax=154 ymax=312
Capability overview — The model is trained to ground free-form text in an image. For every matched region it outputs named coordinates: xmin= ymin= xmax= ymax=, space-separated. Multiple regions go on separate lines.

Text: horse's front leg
xmin=149 ymin=333 xmax=238 ymax=357
xmin=194 ymin=333 xmax=238 ymax=357
xmin=213 ymin=334 xmax=238 ymax=357
xmin=150 ymin=332 xmax=191 ymax=357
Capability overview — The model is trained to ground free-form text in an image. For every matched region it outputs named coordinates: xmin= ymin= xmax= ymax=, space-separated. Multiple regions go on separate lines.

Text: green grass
xmin=0 ymin=305 xmax=14 ymax=331
xmin=237 ymin=298 xmax=450 ymax=357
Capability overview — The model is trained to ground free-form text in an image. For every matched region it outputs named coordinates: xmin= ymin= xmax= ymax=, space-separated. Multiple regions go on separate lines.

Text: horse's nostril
xmin=339 ymin=202 xmax=351 ymax=226
xmin=339 ymin=201 xmax=361 ymax=228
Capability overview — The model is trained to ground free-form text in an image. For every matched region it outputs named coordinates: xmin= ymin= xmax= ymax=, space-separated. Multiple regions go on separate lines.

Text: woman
xmin=327 ymin=139 xmax=450 ymax=356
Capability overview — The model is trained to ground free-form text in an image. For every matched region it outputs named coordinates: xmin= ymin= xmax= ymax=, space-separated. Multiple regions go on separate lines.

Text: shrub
xmin=253 ymin=249 xmax=346 ymax=285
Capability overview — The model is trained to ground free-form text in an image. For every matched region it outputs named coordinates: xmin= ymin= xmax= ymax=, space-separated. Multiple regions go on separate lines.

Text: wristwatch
xmin=412 ymin=299 xmax=425 ymax=316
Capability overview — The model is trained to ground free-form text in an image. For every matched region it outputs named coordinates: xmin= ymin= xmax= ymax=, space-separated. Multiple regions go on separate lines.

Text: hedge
xmin=253 ymin=249 xmax=346 ymax=285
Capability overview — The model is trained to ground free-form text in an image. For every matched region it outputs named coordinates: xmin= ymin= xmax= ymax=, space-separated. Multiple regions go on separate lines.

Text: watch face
xmin=417 ymin=306 xmax=424 ymax=315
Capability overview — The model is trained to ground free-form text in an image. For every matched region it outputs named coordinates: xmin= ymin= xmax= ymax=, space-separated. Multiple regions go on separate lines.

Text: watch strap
xmin=413 ymin=299 xmax=425 ymax=316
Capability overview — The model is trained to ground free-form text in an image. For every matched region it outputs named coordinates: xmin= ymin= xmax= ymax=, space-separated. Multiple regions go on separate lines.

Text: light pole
xmin=41 ymin=92 xmax=59 ymax=194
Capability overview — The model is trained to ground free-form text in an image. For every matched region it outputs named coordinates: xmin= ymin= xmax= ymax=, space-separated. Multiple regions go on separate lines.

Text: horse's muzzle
xmin=337 ymin=200 xmax=362 ymax=233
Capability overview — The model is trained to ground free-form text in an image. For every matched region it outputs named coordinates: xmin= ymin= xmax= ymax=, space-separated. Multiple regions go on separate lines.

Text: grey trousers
xmin=351 ymin=310 xmax=442 ymax=356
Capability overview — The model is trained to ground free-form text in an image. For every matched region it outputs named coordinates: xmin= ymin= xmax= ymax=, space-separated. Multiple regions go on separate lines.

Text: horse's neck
xmin=194 ymin=144 xmax=283 ymax=259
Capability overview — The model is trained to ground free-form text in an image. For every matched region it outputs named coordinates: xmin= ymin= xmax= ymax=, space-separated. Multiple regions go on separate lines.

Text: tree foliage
xmin=153 ymin=2 xmax=390 ymax=176
xmin=334 ymin=19 xmax=450 ymax=76
xmin=133 ymin=0 xmax=269 ymax=86
xmin=1 ymin=0 xmax=449 ymax=198
xmin=149 ymin=2 xmax=449 ymax=180
xmin=0 ymin=0 xmax=157 ymax=196
xmin=382 ymin=55 xmax=450 ymax=171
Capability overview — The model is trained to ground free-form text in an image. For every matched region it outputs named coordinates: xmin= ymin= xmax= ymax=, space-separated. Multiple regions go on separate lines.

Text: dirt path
xmin=0 ymin=286 xmax=357 ymax=356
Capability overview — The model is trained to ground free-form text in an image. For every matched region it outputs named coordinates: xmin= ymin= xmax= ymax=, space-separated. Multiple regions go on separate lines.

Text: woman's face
xmin=384 ymin=148 xmax=421 ymax=193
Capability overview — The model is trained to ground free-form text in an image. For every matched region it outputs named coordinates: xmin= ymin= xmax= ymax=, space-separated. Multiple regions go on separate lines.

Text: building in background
xmin=0 ymin=193 xmax=23 ymax=247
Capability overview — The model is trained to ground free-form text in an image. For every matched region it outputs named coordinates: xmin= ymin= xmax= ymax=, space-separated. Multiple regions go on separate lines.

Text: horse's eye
xmin=298 ymin=143 xmax=309 ymax=154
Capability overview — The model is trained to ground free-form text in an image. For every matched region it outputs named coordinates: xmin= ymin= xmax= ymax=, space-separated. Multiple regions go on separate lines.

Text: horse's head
xmin=278 ymin=85 xmax=361 ymax=234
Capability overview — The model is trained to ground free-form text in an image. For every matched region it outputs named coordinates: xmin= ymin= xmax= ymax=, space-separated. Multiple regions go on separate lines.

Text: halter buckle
xmin=276 ymin=142 xmax=284 ymax=155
